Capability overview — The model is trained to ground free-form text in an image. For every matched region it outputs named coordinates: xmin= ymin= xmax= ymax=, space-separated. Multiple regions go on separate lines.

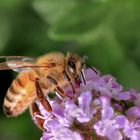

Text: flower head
xmin=32 ymin=68 xmax=140 ymax=140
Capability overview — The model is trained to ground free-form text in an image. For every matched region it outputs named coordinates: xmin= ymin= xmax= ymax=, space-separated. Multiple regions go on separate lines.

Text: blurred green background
xmin=0 ymin=0 xmax=140 ymax=139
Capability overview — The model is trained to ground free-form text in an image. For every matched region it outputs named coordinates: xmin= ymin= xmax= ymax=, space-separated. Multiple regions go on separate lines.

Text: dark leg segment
xmin=30 ymin=103 xmax=44 ymax=130
xmin=56 ymin=85 xmax=72 ymax=99
xmin=81 ymin=69 xmax=86 ymax=85
xmin=63 ymin=71 xmax=76 ymax=94
xmin=35 ymin=78 xmax=52 ymax=112
xmin=47 ymin=75 xmax=72 ymax=99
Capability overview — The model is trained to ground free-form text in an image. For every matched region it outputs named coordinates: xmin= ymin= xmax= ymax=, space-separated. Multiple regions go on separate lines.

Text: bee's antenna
xmin=86 ymin=63 xmax=99 ymax=74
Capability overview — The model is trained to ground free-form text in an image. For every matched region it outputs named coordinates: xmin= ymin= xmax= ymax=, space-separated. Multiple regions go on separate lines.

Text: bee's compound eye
xmin=67 ymin=60 xmax=76 ymax=76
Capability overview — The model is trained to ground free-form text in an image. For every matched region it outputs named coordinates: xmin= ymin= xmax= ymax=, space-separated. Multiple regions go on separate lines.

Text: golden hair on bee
xmin=0 ymin=52 xmax=83 ymax=129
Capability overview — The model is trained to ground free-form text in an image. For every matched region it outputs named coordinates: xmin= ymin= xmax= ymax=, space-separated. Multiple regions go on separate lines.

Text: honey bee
xmin=0 ymin=52 xmax=83 ymax=129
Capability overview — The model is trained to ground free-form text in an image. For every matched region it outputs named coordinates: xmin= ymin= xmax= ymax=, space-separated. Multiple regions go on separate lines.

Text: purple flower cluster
xmin=33 ymin=68 xmax=140 ymax=140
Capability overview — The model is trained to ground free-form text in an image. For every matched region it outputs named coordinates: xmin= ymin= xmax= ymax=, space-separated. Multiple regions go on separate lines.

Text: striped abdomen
xmin=3 ymin=71 xmax=37 ymax=117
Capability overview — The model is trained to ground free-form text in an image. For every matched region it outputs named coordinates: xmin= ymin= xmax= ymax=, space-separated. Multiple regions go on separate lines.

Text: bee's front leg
xmin=63 ymin=71 xmax=76 ymax=94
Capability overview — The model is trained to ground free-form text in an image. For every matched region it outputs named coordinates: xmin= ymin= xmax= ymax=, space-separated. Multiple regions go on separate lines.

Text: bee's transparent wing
xmin=0 ymin=56 xmax=36 ymax=62
xmin=0 ymin=56 xmax=36 ymax=73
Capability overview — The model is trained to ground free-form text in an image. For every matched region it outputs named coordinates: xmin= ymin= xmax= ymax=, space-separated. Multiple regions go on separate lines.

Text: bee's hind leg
xmin=35 ymin=78 xmax=52 ymax=112
xmin=29 ymin=103 xmax=45 ymax=130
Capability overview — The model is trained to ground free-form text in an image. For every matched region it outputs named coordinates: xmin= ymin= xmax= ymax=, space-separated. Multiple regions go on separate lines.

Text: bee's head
xmin=65 ymin=53 xmax=86 ymax=83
